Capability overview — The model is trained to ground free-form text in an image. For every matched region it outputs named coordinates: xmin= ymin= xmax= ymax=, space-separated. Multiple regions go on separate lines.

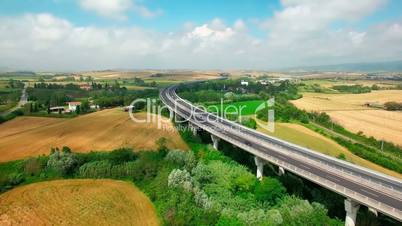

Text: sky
xmin=0 ymin=0 xmax=402 ymax=71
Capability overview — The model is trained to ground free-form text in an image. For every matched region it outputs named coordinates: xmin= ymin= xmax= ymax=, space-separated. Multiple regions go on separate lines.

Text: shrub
xmin=165 ymin=150 xmax=196 ymax=170
xmin=47 ymin=149 xmax=77 ymax=175
xmin=24 ymin=157 xmax=47 ymax=176
xmin=110 ymin=161 xmax=138 ymax=178
xmin=384 ymin=102 xmax=402 ymax=111
xmin=278 ymin=196 xmax=342 ymax=225
xmin=8 ymin=173 xmax=24 ymax=186
xmin=192 ymin=162 xmax=213 ymax=185
xmin=79 ymin=160 xmax=112 ymax=178
xmin=216 ymin=215 xmax=244 ymax=226
xmin=255 ymin=178 xmax=286 ymax=205
xmin=337 ymin=153 xmax=346 ymax=160
xmin=168 ymin=169 xmax=194 ymax=192
xmin=237 ymin=209 xmax=282 ymax=226
xmin=108 ymin=148 xmax=137 ymax=164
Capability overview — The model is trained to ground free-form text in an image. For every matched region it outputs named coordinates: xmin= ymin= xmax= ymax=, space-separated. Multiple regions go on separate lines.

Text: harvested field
xmin=291 ymin=91 xmax=402 ymax=145
xmin=82 ymin=70 xmax=220 ymax=81
xmin=257 ymin=121 xmax=402 ymax=178
xmin=327 ymin=110 xmax=402 ymax=146
xmin=291 ymin=90 xmax=402 ymax=111
xmin=0 ymin=109 xmax=188 ymax=162
xmin=302 ymin=79 xmax=401 ymax=89
xmin=0 ymin=179 xmax=159 ymax=226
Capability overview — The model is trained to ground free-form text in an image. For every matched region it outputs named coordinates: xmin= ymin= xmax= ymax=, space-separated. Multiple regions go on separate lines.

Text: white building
xmin=240 ymin=80 xmax=249 ymax=86
xmin=67 ymin=102 xmax=81 ymax=111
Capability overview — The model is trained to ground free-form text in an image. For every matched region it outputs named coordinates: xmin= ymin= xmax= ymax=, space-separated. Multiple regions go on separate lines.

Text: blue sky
xmin=0 ymin=0 xmax=402 ymax=70
xmin=1 ymin=0 xmax=401 ymax=32
xmin=0 ymin=0 xmax=280 ymax=31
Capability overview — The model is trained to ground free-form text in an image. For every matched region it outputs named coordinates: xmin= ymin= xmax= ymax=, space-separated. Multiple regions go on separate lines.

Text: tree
xmin=255 ymin=178 xmax=286 ymax=204
xmin=47 ymin=148 xmax=77 ymax=175
xmin=81 ymin=100 xmax=90 ymax=113
xmin=75 ymin=105 xmax=81 ymax=114
xmin=156 ymin=137 xmax=168 ymax=151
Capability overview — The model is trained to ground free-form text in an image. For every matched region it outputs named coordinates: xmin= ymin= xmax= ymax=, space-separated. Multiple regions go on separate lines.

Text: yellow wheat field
xmin=0 ymin=179 xmax=159 ymax=226
xmin=291 ymin=90 xmax=402 ymax=146
xmin=0 ymin=109 xmax=188 ymax=162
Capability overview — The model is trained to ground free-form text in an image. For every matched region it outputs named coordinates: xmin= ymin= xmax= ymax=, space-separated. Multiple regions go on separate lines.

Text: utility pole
xmin=381 ymin=140 xmax=384 ymax=151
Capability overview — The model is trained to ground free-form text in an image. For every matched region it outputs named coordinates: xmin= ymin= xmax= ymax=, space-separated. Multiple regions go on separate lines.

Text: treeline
xmin=331 ymin=85 xmax=371 ymax=93
xmin=333 ymin=137 xmax=402 ymax=173
xmin=28 ymin=87 xmax=86 ymax=106
xmin=257 ymin=94 xmax=310 ymax=123
xmin=91 ymin=88 xmax=159 ymax=108
xmin=28 ymin=81 xmax=159 ymax=109
xmin=33 ymin=82 xmax=81 ymax=90
xmin=178 ymin=79 xmax=301 ymax=104
xmin=0 ymin=89 xmax=21 ymax=105
xmin=384 ymin=102 xmax=402 ymax=111
xmin=6 ymin=79 xmax=25 ymax=89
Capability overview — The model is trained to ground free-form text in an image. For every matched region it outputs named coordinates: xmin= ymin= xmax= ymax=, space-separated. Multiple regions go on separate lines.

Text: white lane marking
xmin=361 ymin=189 xmax=379 ymax=198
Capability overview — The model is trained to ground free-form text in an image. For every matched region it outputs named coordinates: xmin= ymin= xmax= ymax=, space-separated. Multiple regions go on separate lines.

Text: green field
xmin=207 ymin=100 xmax=264 ymax=116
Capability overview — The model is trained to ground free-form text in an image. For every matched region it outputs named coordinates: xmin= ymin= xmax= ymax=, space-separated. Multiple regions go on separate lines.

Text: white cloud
xmin=78 ymin=0 xmax=160 ymax=20
xmin=0 ymin=12 xmax=402 ymax=71
xmin=262 ymin=0 xmax=386 ymax=35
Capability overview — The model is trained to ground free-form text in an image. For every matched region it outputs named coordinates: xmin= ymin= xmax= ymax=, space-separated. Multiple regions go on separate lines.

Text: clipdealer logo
xmin=128 ymin=97 xmax=275 ymax=133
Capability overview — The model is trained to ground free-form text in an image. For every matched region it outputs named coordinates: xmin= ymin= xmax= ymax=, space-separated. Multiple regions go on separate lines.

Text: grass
xmin=0 ymin=103 xmax=17 ymax=113
xmin=124 ymin=85 xmax=156 ymax=90
xmin=0 ymin=109 xmax=188 ymax=162
xmin=256 ymin=120 xmax=402 ymax=179
xmin=207 ymin=100 xmax=265 ymax=116
xmin=0 ymin=179 xmax=160 ymax=226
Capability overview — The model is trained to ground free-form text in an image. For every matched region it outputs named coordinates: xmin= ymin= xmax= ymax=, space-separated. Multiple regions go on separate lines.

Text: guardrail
xmin=168 ymin=85 xmax=402 ymax=193
xmin=161 ymin=88 xmax=402 ymax=220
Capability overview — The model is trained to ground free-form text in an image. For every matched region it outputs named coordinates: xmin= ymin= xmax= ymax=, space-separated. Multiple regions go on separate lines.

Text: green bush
xmin=24 ymin=157 xmax=47 ymax=176
xmin=8 ymin=173 xmax=24 ymax=186
xmin=79 ymin=160 xmax=112 ymax=178
xmin=333 ymin=137 xmax=402 ymax=173
xmin=255 ymin=178 xmax=286 ymax=205
xmin=165 ymin=150 xmax=196 ymax=171
xmin=47 ymin=149 xmax=78 ymax=176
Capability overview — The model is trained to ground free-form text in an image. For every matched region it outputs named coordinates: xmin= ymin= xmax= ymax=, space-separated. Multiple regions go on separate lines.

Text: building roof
xmin=49 ymin=106 xmax=65 ymax=110
xmin=67 ymin=101 xmax=81 ymax=105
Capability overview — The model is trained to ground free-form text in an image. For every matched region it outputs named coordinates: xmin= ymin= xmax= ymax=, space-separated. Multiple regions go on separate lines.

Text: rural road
xmin=1 ymin=82 xmax=28 ymax=116
xmin=160 ymin=84 xmax=402 ymax=221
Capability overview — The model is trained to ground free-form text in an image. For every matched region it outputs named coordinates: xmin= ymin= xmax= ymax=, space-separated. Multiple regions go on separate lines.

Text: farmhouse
xmin=49 ymin=106 xmax=65 ymax=114
xmin=79 ymin=84 xmax=91 ymax=90
xmin=67 ymin=101 xmax=81 ymax=111
xmin=240 ymin=80 xmax=249 ymax=86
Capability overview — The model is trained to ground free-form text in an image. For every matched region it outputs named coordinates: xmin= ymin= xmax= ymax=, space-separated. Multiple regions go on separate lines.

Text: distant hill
xmin=0 ymin=71 xmax=36 ymax=77
xmin=286 ymin=60 xmax=402 ymax=72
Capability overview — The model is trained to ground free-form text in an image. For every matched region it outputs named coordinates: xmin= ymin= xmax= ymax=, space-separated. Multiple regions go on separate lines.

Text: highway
xmin=160 ymin=84 xmax=402 ymax=222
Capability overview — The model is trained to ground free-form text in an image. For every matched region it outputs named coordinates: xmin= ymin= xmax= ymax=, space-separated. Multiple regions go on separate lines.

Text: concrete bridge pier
xmin=168 ymin=108 xmax=175 ymax=121
xmin=211 ymin=135 xmax=220 ymax=150
xmin=345 ymin=199 xmax=360 ymax=226
xmin=368 ymin=207 xmax=378 ymax=217
xmin=254 ymin=157 xmax=265 ymax=180
xmin=188 ymin=123 xmax=198 ymax=136
xmin=278 ymin=166 xmax=285 ymax=176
